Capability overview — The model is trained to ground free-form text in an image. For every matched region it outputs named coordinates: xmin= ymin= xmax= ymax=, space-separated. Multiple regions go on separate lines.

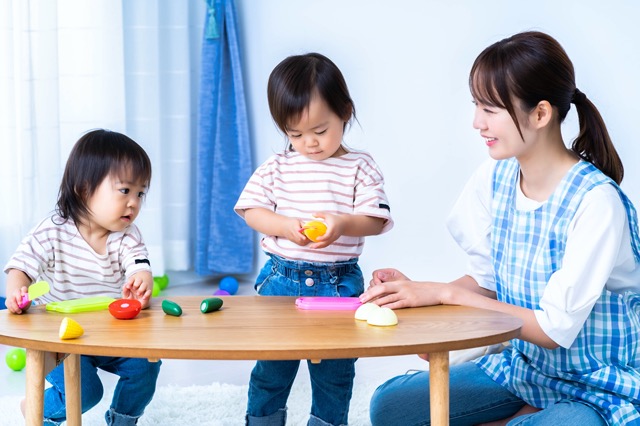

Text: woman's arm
xmin=360 ymin=273 xmax=559 ymax=349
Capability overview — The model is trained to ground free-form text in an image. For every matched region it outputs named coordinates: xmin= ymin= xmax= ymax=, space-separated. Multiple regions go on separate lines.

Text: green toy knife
xmin=18 ymin=280 xmax=50 ymax=309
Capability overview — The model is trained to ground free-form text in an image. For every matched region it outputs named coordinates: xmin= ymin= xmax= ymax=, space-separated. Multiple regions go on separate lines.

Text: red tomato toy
xmin=109 ymin=299 xmax=142 ymax=320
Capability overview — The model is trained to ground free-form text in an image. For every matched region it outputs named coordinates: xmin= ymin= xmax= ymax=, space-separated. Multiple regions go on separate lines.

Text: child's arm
xmin=122 ymin=270 xmax=153 ymax=309
xmin=5 ymin=269 xmax=33 ymax=314
xmin=243 ymin=207 xmax=309 ymax=246
xmin=310 ymin=213 xmax=386 ymax=249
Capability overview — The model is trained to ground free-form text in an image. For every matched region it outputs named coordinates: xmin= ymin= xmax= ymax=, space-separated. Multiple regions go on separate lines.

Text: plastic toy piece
xmin=46 ymin=296 xmax=116 ymax=313
xmin=354 ymin=302 xmax=381 ymax=321
xmin=154 ymin=274 xmax=170 ymax=290
xmin=162 ymin=299 xmax=183 ymax=317
xmin=18 ymin=280 xmax=50 ymax=309
xmin=59 ymin=317 xmax=84 ymax=339
xmin=200 ymin=297 xmax=224 ymax=313
xmin=219 ymin=276 xmax=239 ymax=295
xmin=109 ymin=299 xmax=142 ymax=320
xmin=5 ymin=348 xmax=26 ymax=371
xmin=295 ymin=297 xmax=362 ymax=311
xmin=300 ymin=220 xmax=327 ymax=242
xmin=366 ymin=307 xmax=398 ymax=326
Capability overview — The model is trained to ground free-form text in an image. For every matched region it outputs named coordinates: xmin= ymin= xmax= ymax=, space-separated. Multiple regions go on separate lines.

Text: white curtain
xmin=0 ymin=0 xmax=205 ymax=296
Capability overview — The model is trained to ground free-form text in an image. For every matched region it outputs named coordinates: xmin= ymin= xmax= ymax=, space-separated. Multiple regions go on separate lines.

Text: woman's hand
xmin=360 ymin=269 xmax=448 ymax=310
xmin=369 ymin=268 xmax=410 ymax=287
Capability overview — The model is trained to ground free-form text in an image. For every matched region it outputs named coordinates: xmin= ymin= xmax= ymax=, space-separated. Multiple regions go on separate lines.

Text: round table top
xmin=0 ymin=296 xmax=522 ymax=360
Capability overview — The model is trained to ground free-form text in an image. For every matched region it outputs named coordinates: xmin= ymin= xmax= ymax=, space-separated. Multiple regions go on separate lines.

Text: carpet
xmin=0 ymin=380 xmax=376 ymax=425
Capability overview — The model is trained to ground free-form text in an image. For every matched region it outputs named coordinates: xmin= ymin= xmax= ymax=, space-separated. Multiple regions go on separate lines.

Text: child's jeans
xmin=44 ymin=355 xmax=161 ymax=426
xmin=246 ymin=253 xmax=364 ymax=426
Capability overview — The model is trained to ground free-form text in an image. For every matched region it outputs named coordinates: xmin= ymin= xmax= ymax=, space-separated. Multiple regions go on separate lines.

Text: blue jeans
xmin=44 ymin=355 xmax=161 ymax=426
xmin=370 ymin=362 xmax=607 ymax=426
xmin=246 ymin=253 xmax=364 ymax=426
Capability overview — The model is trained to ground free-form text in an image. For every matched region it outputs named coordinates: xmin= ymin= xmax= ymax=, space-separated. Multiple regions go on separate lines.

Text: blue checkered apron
xmin=474 ymin=158 xmax=640 ymax=424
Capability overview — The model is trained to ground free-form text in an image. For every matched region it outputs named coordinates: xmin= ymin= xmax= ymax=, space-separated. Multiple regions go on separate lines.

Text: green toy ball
xmin=154 ymin=274 xmax=169 ymax=290
xmin=152 ymin=281 xmax=161 ymax=297
xmin=5 ymin=348 xmax=26 ymax=371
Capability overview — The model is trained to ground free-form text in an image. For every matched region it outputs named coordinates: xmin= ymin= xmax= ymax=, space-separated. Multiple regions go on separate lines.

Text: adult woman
xmin=361 ymin=31 xmax=640 ymax=425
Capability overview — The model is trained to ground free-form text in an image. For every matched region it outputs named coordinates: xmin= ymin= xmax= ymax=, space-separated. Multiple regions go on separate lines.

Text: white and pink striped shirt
xmin=4 ymin=215 xmax=151 ymax=303
xmin=235 ymin=150 xmax=393 ymax=263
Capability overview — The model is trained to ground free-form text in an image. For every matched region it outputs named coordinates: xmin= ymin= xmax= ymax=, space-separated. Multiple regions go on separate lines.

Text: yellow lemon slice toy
xmin=59 ymin=317 xmax=84 ymax=340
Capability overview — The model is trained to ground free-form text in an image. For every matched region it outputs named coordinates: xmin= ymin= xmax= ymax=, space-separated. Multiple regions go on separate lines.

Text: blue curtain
xmin=196 ymin=0 xmax=254 ymax=275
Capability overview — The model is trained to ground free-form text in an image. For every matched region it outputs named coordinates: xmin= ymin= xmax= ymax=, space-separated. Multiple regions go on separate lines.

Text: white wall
xmin=233 ymin=0 xmax=640 ymax=283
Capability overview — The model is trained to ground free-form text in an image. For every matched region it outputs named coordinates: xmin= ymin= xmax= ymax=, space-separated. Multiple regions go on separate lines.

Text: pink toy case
xmin=295 ymin=297 xmax=362 ymax=310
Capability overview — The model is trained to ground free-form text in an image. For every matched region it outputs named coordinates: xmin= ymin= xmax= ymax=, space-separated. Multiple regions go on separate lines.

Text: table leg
xmin=64 ymin=354 xmax=82 ymax=426
xmin=429 ymin=351 xmax=450 ymax=426
xmin=25 ymin=349 xmax=45 ymax=426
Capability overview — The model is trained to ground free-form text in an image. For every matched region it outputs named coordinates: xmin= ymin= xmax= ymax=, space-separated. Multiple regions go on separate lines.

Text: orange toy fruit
xmin=302 ymin=221 xmax=327 ymax=242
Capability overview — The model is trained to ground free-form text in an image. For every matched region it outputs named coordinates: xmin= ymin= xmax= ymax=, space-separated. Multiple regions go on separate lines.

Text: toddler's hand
xmin=122 ymin=271 xmax=152 ymax=309
xmin=305 ymin=212 xmax=342 ymax=249
xmin=5 ymin=286 xmax=29 ymax=314
xmin=284 ymin=217 xmax=310 ymax=246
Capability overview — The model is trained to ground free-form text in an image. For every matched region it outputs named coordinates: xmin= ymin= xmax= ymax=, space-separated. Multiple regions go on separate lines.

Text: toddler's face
xmin=86 ymin=172 xmax=148 ymax=233
xmin=285 ymin=94 xmax=346 ymax=161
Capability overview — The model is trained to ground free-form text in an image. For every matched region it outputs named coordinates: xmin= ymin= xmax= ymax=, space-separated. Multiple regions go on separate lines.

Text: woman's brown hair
xmin=469 ymin=31 xmax=623 ymax=183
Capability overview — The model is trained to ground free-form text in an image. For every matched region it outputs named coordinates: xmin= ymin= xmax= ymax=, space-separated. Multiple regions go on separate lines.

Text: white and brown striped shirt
xmin=235 ymin=150 xmax=393 ymax=263
xmin=4 ymin=215 xmax=151 ymax=303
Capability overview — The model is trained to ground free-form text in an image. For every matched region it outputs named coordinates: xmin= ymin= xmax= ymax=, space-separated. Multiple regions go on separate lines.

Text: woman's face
xmin=472 ymin=99 xmax=533 ymax=160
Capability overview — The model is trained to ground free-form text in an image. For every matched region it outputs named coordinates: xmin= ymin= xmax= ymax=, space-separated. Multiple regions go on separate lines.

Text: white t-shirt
xmin=4 ymin=214 xmax=152 ymax=303
xmin=446 ymin=159 xmax=640 ymax=347
xmin=235 ymin=150 xmax=393 ymax=263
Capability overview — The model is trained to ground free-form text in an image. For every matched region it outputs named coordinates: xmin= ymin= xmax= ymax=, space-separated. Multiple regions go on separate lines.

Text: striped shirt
xmin=473 ymin=159 xmax=640 ymax=425
xmin=4 ymin=214 xmax=151 ymax=303
xmin=234 ymin=150 xmax=393 ymax=263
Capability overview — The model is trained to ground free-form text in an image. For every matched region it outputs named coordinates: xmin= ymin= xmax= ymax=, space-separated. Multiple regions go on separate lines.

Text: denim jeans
xmin=369 ymin=362 xmax=607 ymax=426
xmin=44 ymin=355 xmax=162 ymax=426
xmin=246 ymin=253 xmax=364 ymax=426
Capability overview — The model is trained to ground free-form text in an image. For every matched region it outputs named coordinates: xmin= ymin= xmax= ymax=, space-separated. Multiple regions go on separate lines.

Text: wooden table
xmin=0 ymin=296 xmax=521 ymax=425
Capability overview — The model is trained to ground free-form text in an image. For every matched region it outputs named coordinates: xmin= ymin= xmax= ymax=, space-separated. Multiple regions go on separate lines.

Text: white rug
xmin=0 ymin=380 xmax=376 ymax=425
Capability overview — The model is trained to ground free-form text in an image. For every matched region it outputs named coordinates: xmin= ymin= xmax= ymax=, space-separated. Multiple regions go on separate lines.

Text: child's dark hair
xmin=56 ymin=129 xmax=152 ymax=225
xmin=469 ymin=31 xmax=623 ymax=184
xmin=267 ymin=52 xmax=356 ymax=136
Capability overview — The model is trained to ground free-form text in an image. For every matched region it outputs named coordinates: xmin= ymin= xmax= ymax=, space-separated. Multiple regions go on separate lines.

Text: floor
xmin=1 ymin=271 xmax=430 ymax=399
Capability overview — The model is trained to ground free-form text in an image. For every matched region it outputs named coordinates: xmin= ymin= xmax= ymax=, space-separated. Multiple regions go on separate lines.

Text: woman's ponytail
xmin=571 ymin=88 xmax=624 ymax=184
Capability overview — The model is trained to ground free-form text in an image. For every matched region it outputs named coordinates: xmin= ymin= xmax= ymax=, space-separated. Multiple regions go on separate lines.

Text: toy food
xmin=154 ymin=274 xmax=170 ymax=290
xmin=354 ymin=302 xmax=381 ymax=320
xmin=200 ymin=297 xmax=224 ymax=313
xmin=109 ymin=299 xmax=142 ymax=320
xmin=162 ymin=299 xmax=183 ymax=317
xmin=366 ymin=307 xmax=398 ymax=326
xmin=301 ymin=220 xmax=327 ymax=242
xmin=59 ymin=317 xmax=84 ymax=339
